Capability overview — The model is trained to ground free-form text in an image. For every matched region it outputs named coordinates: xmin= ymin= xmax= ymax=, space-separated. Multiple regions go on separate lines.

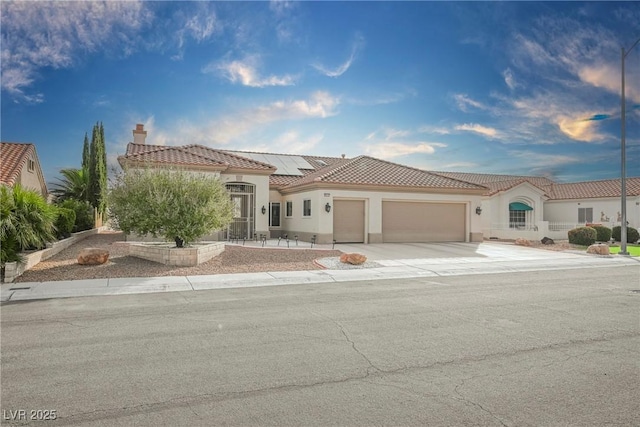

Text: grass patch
xmin=609 ymin=244 xmax=640 ymax=256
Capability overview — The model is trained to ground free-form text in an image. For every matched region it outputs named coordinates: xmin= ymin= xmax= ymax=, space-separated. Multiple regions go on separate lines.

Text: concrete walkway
xmin=1 ymin=242 xmax=638 ymax=302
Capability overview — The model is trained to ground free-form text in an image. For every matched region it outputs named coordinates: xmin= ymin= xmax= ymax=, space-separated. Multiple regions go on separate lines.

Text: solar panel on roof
xmin=225 ymin=151 xmax=312 ymax=176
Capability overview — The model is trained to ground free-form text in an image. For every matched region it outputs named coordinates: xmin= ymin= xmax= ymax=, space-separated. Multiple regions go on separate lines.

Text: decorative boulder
xmin=541 ymin=237 xmax=555 ymax=245
xmin=586 ymin=243 xmax=610 ymax=256
xmin=339 ymin=253 xmax=367 ymax=265
xmin=77 ymin=248 xmax=110 ymax=265
xmin=515 ymin=238 xmax=531 ymax=247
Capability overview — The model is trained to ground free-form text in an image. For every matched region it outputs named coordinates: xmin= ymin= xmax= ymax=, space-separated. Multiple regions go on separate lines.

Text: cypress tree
xmin=87 ymin=124 xmax=99 ymax=210
xmin=81 ymin=133 xmax=90 ymax=172
xmin=97 ymin=122 xmax=107 ymax=216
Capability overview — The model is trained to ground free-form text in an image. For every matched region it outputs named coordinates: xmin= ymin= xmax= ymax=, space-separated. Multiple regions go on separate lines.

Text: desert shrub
xmin=108 ymin=167 xmax=234 ymax=247
xmin=57 ymin=198 xmax=93 ymax=232
xmin=54 ymin=207 xmax=76 ymax=239
xmin=590 ymin=225 xmax=612 ymax=242
xmin=568 ymin=226 xmax=596 ymax=246
xmin=612 ymin=226 xmax=640 ymax=243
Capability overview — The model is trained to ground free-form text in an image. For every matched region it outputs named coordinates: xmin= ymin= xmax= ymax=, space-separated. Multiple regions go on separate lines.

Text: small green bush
xmin=612 ymin=225 xmax=640 ymax=243
xmin=54 ymin=207 xmax=76 ymax=239
xmin=568 ymin=226 xmax=597 ymax=246
xmin=590 ymin=225 xmax=612 ymax=242
xmin=57 ymin=199 xmax=93 ymax=232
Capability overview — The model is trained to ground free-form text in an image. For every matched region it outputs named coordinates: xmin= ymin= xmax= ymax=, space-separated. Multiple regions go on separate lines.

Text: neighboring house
xmin=435 ymin=171 xmax=640 ymax=240
xmin=0 ymin=142 xmax=48 ymax=198
xmin=118 ymin=125 xmax=487 ymax=244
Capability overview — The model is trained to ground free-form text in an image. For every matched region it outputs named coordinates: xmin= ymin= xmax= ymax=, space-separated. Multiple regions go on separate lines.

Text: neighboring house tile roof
xmin=0 ymin=142 xmax=47 ymax=195
xmin=1 ymin=142 xmax=33 ymax=186
xmin=433 ymin=171 xmax=640 ymax=200
xmin=282 ymin=156 xmax=487 ymax=191
xmin=543 ymin=178 xmax=640 ymax=200
xmin=120 ymin=143 xmax=276 ymax=172
xmin=433 ymin=171 xmax=555 ymax=189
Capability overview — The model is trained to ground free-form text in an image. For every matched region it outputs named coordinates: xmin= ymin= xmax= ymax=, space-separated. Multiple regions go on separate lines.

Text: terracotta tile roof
xmin=544 ymin=178 xmax=640 ymax=200
xmin=1 ymin=142 xmax=34 ymax=186
xmin=120 ymin=143 xmax=275 ymax=171
xmin=433 ymin=171 xmax=555 ymax=188
xmin=282 ymin=156 xmax=487 ymax=191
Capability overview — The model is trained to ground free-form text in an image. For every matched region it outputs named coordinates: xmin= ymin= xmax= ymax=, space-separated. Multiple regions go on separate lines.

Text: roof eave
xmin=279 ymin=181 xmax=487 ymax=195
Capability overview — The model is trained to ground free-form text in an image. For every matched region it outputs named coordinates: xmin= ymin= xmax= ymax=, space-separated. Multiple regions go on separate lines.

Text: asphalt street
xmin=1 ymin=267 xmax=639 ymax=426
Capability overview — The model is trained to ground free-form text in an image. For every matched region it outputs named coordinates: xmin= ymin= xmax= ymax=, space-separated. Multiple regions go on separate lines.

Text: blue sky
xmin=2 ymin=1 xmax=640 ymax=186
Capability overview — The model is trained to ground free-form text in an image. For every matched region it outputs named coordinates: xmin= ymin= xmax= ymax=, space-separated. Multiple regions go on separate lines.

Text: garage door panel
xmin=333 ymin=200 xmax=365 ymax=243
xmin=382 ymin=202 xmax=465 ymax=242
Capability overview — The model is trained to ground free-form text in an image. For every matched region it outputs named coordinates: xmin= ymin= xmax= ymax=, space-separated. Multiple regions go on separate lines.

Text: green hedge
xmin=611 ymin=226 xmax=640 ymax=243
xmin=568 ymin=226 xmax=596 ymax=246
xmin=590 ymin=225 xmax=612 ymax=242
xmin=54 ymin=207 xmax=76 ymax=239
xmin=57 ymin=199 xmax=93 ymax=232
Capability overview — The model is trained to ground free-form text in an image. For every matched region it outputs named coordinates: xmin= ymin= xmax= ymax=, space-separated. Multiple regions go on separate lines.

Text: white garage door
xmin=382 ymin=201 xmax=465 ymax=242
xmin=333 ymin=200 xmax=365 ymax=243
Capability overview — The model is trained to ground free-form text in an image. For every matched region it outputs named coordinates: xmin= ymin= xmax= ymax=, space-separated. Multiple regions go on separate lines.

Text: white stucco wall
xmin=18 ymin=155 xmax=46 ymax=198
xmin=277 ymin=188 xmax=483 ymax=243
xmin=543 ymin=196 xmax=640 ymax=229
xmin=481 ymin=184 xmax=547 ymax=239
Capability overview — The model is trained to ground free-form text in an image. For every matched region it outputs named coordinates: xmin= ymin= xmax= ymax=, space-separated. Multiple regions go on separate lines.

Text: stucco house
xmin=118 ymin=125 xmax=487 ymax=244
xmin=435 ymin=171 xmax=640 ymax=241
xmin=0 ymin=142 xmax=48 ymax=198
xmin=118 ymin=124 xmax=640 ymax=244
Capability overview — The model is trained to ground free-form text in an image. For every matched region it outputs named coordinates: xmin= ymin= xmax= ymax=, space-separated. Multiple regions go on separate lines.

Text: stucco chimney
xmin=133 ymin=124 xmax=147 ymax=144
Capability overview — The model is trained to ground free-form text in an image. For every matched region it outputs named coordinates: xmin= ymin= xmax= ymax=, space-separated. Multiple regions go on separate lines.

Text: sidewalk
xmin=2 ymin=243 xmax=638 ymax=302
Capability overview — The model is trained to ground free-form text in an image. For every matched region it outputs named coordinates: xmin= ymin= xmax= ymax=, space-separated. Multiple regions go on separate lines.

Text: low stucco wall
xmin=128 ymin=242 xmax=225 ymax=266
xmin=2 ymin=228 xmax=103 ymax=283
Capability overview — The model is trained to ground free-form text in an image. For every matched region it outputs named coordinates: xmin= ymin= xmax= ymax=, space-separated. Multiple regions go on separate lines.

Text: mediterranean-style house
xmin=118 ymin=124 xmax=640 ymax=244
xmin=0 ymin=142 xmax=48 ymax=199
xmin=435 ymin=172 xmax=640 ymax=241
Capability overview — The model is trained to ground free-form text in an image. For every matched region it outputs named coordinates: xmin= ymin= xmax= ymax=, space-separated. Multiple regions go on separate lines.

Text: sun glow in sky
xmin=1 ymin=1 xmax=639 ymax=185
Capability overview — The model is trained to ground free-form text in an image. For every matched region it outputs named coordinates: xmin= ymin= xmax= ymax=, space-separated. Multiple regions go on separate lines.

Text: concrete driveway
xmin=334 ymin=241 xmax=501 ymax=260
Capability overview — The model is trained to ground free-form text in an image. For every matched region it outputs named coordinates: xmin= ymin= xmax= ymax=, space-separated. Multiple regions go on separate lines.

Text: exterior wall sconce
xmin=325 ymin=203 xmax=332 ymax=213
xmin=475 ymin=206 xmax=482 ymax=215
xmin=261 ymin=205 xmax=266 ymax=215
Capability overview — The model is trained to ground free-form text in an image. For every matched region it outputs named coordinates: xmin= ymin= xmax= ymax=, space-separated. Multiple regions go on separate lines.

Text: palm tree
xmin=1 ymin=184 xmax=56 ymax=265
xmin=50 ymin=168 xmax=89 ymax=203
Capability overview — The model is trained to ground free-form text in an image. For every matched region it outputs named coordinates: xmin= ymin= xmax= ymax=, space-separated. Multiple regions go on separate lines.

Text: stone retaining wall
xmin=2 ymin=228 xmax=103 ymax=283
xmin=128 ymin=242 xmax=225 ymax=266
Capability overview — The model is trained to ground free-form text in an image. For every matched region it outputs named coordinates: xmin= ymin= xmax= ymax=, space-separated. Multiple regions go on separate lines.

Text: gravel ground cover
xmin=17 ymin=232 xmax=342 ymax=283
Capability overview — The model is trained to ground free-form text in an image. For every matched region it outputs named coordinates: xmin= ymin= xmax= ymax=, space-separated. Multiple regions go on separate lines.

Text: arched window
xmin=509 ymin=200 xmax=533 ymax=229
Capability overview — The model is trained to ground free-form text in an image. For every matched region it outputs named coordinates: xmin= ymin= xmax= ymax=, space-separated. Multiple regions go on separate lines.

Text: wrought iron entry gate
xmin=225 ymin=183 xmax=255 ymax=239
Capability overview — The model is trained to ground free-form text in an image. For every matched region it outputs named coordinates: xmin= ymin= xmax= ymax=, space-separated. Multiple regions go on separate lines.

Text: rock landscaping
xmin=16 ymin=231 xmax=342 ymax=283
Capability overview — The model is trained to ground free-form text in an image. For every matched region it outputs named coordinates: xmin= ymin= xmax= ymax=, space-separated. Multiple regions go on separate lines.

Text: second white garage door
xmin=382 ymin=201 xmax=465 ymax=243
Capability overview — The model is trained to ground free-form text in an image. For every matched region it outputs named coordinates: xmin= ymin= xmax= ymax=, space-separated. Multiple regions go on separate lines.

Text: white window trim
xmin=269 ymin=202 xmax=281 ymax=227
xmin=285 ymin=201 xmax=293 ymax=218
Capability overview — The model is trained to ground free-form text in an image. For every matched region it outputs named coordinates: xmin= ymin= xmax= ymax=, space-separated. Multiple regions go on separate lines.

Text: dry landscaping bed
xmin=17 ymin=231 xmax=342 ymax=283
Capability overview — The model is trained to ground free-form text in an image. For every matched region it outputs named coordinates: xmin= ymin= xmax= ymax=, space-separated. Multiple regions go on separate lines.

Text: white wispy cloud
xmin=206 ymin=56 xmax=296 ymax=87
xmin=271 ymin=131 xmax=324 ymax=154
xmin=1 ymin=1 xmax=151 ymax=102
xmin=313 ymin=33 xmax=365 ymax=78
xmin=454 ymin=123 xmax=499 ymax=138
xmin=417 ymin=125 xmax=451 ymax=135
xmin=363 ymin=142 xmax=447 ymax=159
xmin=502 ymin=68 xmax=518 ymax=90
xmin=507 ymin=150 xmax=581 ymax=169
xmin=361 ymin=125 xmax=446 ymax=159
xmin=139 ymin=91 xmax=339 ymax=146
xmin=453 ymin=93 xmax=488 ymax=112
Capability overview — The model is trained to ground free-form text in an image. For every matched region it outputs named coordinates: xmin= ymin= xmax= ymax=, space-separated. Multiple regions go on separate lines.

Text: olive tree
xmin=108 ymin=167 xmax=233 ymax=247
